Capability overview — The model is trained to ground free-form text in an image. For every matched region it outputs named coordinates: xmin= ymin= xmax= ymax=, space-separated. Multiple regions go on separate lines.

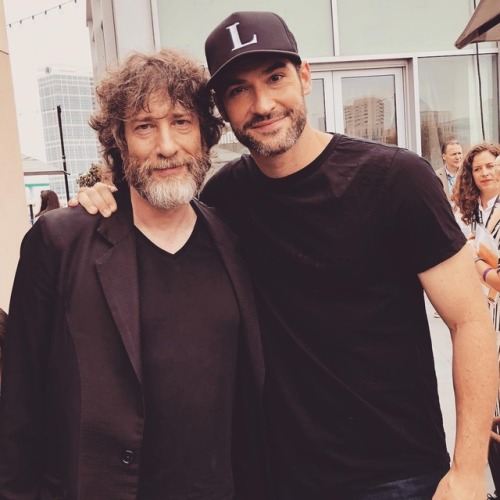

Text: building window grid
xmin=39 ymin=71 xmax=99 ymax=200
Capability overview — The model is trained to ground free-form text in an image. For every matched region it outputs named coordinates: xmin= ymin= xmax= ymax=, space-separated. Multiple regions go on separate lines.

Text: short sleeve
xmin=382 ymin=149 xmax=466 ymax=274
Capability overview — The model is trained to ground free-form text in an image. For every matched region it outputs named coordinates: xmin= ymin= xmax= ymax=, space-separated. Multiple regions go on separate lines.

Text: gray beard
xmin=231 ymin=101 xmax=307 ymax=157
xmin=123 ymin=151 xmax=211 ymax=210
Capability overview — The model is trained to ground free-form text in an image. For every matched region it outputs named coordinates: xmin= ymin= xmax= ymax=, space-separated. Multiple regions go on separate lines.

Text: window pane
xmin=307 ymin=79 xmax=327 ymax=132
xmin=419 ymin=55 xmax=499 ymax=169
xmin=342 ymin=75 xmax=397 ymax=145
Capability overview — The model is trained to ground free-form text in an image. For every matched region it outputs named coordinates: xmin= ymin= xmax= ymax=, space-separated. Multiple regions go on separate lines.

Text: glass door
xmin=309 ymin=67 xmax=408 ymax=148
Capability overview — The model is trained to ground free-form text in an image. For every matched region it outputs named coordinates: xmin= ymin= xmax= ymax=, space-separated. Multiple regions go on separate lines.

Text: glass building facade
xmin=154 ymin=0 xmax=500 ymax=169
xmin=38 ymin=67 xmax=100 ymax=200
xmin=87 ymin=0 xmax=499 ymax=171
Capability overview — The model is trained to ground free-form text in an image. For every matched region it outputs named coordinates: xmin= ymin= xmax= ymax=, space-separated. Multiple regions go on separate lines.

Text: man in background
xmin=436 ymin=138 xmax=463 ymax=201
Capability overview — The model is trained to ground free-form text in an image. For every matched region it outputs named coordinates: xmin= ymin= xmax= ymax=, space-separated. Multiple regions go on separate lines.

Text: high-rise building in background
xmin=38 ymin=66 xmax=99 ymax=200
xmin=344 ymin=96 xmax=396 ymax=145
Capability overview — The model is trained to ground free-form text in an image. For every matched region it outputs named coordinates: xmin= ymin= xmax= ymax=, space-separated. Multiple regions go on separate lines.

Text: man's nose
xmin=251 ymin=87 xmax=276 ymax=116
xmin=157 ymin=125 xmax=178 ymax=158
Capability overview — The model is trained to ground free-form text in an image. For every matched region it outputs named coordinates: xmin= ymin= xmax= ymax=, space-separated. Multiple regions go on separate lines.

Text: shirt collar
xmin=479 ymin=194 xmax=498 ymax=213
xmin=444 ymin=166 xmax=457 ymax=179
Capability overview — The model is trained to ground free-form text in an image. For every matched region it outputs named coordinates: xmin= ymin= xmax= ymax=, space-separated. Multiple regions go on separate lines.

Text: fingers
xmin=491 ymin=430 xmax=500 ymax=443
xmin=77 ymin=183 xmax=118 ymax=218
xmin=76 ymin=190 xmax=99 ymax=215
xmin=492 ymin=415 xmax=500 ymax=430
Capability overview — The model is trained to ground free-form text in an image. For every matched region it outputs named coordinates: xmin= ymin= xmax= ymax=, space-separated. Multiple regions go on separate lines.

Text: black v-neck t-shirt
xmin=135 ymin=217 xmax=239 ymax=499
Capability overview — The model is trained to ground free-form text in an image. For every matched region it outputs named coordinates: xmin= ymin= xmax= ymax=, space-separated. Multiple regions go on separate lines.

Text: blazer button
xmin=121 ymin=450 xmax=135 ymax=465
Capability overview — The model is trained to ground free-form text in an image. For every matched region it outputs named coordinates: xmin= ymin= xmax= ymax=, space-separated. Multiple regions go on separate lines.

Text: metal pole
xmin=56 ymin=105 xmax=71 ymax=202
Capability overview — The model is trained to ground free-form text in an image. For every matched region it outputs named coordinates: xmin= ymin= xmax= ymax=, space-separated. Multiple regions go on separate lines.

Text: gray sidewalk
xmin=427 ymin=295 xmax=495 ymax=495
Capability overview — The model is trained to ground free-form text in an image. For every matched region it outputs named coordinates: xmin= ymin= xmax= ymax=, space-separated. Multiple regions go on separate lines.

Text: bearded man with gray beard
xmin=0 ymin=49 xmax=268 ymax=500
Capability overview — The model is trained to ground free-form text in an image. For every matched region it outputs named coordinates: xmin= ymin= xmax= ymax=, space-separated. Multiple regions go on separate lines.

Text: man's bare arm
xmin=419 ymin=245 xmax=498 ymax=499
xmin=68 ymin=182 xmax=118 ymax=217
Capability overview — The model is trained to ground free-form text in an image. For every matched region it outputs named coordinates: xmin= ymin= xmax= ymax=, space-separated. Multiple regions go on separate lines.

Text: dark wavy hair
xmin=452 ymin=142 xmax=500 ymax=225
xmin=35 ymin=190 xmax=60 ymax=217
xmin=89 ymin=49 xmax=224 ymax=182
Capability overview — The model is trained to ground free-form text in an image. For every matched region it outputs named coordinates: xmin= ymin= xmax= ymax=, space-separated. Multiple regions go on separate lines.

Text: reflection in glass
xmin=419 ymin=55 xmax=499 ymax=169
xmin=307 ymin=79 xmax=327 ymax=132
xmin=341 ymin=75 xmax=397 ymax=145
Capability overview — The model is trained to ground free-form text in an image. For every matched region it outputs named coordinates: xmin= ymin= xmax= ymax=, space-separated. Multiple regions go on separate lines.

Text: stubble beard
xmin=231 ymin=101 xmax=308 ymax=158
xmin=123 ymin=150 xmax=211 ymax=210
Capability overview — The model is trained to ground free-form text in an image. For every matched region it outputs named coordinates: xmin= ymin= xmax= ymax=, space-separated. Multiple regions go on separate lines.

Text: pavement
xmin=427 ymin=295 xmax=495 ymax=495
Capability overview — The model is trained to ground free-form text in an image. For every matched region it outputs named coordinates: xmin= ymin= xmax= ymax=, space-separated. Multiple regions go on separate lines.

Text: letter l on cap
xmin=226 ymin=22 xmax=258 ymax=51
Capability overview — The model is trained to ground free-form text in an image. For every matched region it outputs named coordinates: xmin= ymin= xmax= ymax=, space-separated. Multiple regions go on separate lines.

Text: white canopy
xmin=22 ymin=155 xmax=67 ymax=176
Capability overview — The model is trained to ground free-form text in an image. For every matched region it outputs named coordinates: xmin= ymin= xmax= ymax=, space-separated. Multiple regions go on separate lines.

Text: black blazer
xmin=0 ymin=192 xmax=268 ymax=500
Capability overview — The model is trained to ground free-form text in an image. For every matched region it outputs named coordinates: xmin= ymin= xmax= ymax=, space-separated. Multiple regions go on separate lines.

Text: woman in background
xmin=454 ymin=143 xmax=500 ymax=300
xmin=35 ymin=189 xmax=60 ymax=220
xmin=453 ymin=142 xmax=500 ymax=499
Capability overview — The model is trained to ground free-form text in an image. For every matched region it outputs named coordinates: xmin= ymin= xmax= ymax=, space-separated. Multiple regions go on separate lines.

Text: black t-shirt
xmin=201 ymin=134 xmax=465 ymax=498
xmin=135 ymin=216 xmax=239 ymax=500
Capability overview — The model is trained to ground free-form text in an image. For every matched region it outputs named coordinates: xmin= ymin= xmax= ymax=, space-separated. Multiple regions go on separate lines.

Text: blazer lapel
xmin=194 ymin=200 xmax=265 ymax=394
xmin=437 ymin=169 xmax=451 ymax=197
xmin=96 ymin=193 xmax=142 ymax=383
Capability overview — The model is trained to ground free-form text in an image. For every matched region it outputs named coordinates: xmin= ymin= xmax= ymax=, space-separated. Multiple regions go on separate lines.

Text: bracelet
xmin=474 ymin=257 xmax=485 ymax=264
xmin=483 ymin=267 xmax=494 ymax=282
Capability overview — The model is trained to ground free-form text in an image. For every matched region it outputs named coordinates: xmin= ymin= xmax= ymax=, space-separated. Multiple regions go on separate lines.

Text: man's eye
xmin=227 ymin=86 xmax=245 ymax=98
xmin=270 ymin=73 xmax=284 ymax=83
xmin=136 ymin=123 xmax=153 ymax=131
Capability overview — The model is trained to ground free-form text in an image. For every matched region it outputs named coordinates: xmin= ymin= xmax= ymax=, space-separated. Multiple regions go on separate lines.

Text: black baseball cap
xmin=205 ymin=11 xmax=301 ymax=88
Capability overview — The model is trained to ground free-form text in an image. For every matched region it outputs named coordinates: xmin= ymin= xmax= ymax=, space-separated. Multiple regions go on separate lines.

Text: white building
xmin=38 ymin=65 xmax=100 ymax=200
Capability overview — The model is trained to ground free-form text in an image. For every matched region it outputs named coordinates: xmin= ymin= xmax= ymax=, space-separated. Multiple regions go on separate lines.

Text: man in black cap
xmin=202 ymin=13 xmax=496 ymax=499
xmin=75 ymin=11 xmax=497 ymax=500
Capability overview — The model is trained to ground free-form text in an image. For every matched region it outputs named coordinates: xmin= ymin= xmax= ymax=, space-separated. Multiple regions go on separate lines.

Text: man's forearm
xmin=451 ymin=318 xmax=498 ymax=474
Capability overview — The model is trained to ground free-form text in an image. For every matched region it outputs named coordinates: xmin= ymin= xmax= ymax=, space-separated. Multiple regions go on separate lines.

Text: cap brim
xmin=207 ymin=49 xmax=301 ymax=89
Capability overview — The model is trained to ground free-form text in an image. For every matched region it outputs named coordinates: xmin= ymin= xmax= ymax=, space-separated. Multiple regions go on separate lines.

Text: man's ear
xmin=299 ymin=61 xmax=312 ymax=96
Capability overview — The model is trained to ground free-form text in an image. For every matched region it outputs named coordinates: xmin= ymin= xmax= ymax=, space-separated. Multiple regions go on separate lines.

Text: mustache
xmin=243 ymin=110 xmax=290 ymax=130
xmin=140 ymin=158 xmax=190 ymax=171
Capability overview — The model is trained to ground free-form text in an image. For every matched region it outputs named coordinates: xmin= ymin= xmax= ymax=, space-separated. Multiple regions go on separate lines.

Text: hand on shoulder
xmin=67 ymin=182 xmax=118 ymax=217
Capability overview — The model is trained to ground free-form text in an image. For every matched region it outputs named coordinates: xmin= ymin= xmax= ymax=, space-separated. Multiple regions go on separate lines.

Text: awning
xmin=455 ymin=0 xmax=500 ymax=48
xmin=22 ymin=155 xmax=68 ymax=176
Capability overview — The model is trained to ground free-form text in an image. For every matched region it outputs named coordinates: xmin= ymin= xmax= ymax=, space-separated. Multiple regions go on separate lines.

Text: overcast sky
xmin=4 ymin=0 xmax=92 ymax=161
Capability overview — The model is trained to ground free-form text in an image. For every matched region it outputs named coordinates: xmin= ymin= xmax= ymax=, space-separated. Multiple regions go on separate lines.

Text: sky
xmin=4 ymin=0 xmax=92 ymax=161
